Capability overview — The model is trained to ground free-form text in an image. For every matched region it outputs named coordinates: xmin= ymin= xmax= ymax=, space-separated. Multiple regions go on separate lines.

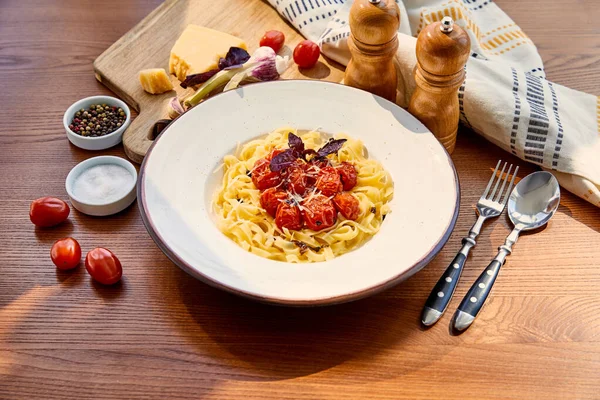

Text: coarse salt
xmin=72 ymin=164 xmax=134 ymax=204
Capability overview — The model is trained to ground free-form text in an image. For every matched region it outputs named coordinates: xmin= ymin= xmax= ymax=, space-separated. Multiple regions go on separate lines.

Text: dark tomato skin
xmin=259 ymin=30 xmax=285 ymax=53
xmin=333 ymin=192 xmax=361 ymax=220
xmin=275 ymin=202 xmax=303 ymax=230
xmin=260 ymin=188 xmax=288 ymax=218
xmin=302 ymin=195 xmax=337 ymax=231
xmin=50 ymin=237 xmax=81 ymax=270
xmin=252 ymin=158 xmax=282 ymax=190
xmin=293 ymin=40 xmax=320 ymax=68
xmin=85 ymin=248 xmax=123 ymax=285
xmin=30 ymin=197 xmax=70 ymax=227
xmin=336 ymin=162 xmax=358 ymax=191
xmin=287 ymin=166 xmax=308 ymax=195
xmin=315 ymin=166 xmax=343 ymax=197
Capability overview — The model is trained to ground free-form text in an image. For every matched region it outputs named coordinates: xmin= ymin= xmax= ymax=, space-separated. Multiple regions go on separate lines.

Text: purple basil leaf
xmin=180 ymin=69 xmax=220 ymax=88
xmin=270 ymin=149 xmax=297 ymax=172
xmin=288 ymin=133 xmax=304 ymax=156
xmin=218 ymin=47 xmax=251 ymax=70
xmin=317 ymin=139 xmax=347 ymax=157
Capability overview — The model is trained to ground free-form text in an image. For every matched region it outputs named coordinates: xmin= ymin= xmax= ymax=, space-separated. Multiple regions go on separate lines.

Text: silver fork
xmin=421 ymin=160 xmax=518 ymax=327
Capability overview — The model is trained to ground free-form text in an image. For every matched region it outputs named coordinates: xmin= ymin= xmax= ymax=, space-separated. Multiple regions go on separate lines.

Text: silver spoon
xmin=452 ymin=171 xmax=560 ymax=332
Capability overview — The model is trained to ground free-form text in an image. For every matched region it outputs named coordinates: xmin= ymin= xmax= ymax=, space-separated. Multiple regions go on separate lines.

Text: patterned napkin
xmin=267 ymin=0 xmax=600 ymax=207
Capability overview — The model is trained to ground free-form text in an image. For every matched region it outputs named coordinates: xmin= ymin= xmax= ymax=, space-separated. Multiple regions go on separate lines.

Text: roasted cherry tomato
xmin=287 ymin=166 xmax=308 ymax=195
xmin=293 ymin=40 xmax=320 ymax=68
xmin=315 ymin=166 xmax=343 ymax=197
xmin=309 ymin=157 xmax=330 ymax=169
xmin=260 ymin=188 xmax=288 ymax=218
xmin=302 ymin=194 xmax=337 ymax=231
xmin=50 ymin=237 xmax=81 ymax=270
xmin=30 ymin=197 xmax=70 ymax=228
xmin=333 ymin=192 xmax=360 ymax=220
xmin=252 ymin=158 xmax=282 ymax=190
xmin=260 ymin=30 xmax=285 ymax=53
xmin=85 ymin=247 xmax=122 ymax=285
xmin=275 ymin=202 xmax=303 ymax=230
xmin=266 ymin=148 xmax=285 ymax=160
xmin=336 ymin=162 xmax=358 ymax=191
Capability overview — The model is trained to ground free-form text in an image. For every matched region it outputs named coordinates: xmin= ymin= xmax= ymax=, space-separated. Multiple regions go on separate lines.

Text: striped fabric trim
xmin=480 ymin=29 xmax=530 ymax=50
xmin=458 ymin=74 xmax=472 ymax=129
xmin=548 ymin=82 xmax=563 ymax=169
xmin=417 ymin=0 xmax=483 ymax=41
xmin=484 ymin=23 xmax=516 ymax=37
xmin=416 ymin=1 xmax=531 ymax=58
xmin=509 ymin=68 xmax=521 ymax=155
xmin=523 ymin=74 xmax=549 ymax=165
xmin=464 ymin=0 xmax=493 ymax=11
xmin=417 ymin=3 xmax=534 ymax=58
xmin=488 ymin=40 xmax=531 ymax=56
xmin=281 ymin=0 xmax=341 ymax=30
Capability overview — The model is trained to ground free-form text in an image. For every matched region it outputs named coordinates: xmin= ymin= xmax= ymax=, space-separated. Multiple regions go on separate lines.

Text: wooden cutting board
xmin=93 ymin=0 xmax=344 ymax=164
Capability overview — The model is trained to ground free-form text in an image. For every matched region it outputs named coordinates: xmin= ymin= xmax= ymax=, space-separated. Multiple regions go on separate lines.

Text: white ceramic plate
xmin=139 ymin=80 xmax=459 ymax=306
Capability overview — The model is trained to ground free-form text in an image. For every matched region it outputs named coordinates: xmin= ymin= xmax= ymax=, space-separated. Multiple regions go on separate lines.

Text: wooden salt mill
xmin=408 ymin=17 xmax=470 ymax=154
xmin=345 ymin=0 xmax=400 ymax=103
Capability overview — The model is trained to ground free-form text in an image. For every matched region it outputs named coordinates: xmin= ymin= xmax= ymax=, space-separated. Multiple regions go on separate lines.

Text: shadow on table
xmin=166 ymin=262 xmax=448 ymax=382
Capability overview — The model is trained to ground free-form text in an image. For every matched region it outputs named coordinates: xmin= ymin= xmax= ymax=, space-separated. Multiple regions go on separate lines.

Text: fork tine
xmin=482 ymin=160 xmax=502 ymax=199
xmin=494 ymin=164 xmax=513 ymax=203
xmin=502 ymin=166 xmax=519 ymax=205
xmin=488 ymin=162 xmax=507 ymax=200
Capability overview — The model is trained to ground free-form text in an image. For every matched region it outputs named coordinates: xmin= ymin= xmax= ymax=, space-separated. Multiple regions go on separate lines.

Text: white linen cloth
xmin=267 ymin=0 xmax=600 ymax=207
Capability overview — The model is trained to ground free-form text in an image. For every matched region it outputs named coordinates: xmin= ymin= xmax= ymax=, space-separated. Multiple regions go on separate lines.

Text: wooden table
xmin=1 ymin=1 xmax=600 ymax=398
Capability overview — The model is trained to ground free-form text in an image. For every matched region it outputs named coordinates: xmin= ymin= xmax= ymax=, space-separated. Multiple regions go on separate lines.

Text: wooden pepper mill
xmin=345 ymin=0 xmax=400 ymax=103
xmin=408 ymin=17 xmax=470 ymax=154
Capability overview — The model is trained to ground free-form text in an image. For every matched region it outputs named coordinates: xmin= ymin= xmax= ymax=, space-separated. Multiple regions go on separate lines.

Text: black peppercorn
xmin=69 ymin=103 xmax=126 ymax=137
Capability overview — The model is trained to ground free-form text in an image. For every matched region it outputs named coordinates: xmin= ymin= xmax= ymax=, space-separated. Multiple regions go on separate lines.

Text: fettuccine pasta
xmin=212 ymin=127 xmax=393 ymax=263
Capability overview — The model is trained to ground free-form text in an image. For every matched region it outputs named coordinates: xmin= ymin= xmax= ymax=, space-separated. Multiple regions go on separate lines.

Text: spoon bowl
xmin=508 ymin=171 xmax=560 ymax=231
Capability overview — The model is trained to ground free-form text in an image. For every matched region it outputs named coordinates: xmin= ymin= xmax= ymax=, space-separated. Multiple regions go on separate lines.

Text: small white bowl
xmin=63 ymin=95 xmax=131 ymax=150
xmin=66 ymin=156 xmax=137 ymax=216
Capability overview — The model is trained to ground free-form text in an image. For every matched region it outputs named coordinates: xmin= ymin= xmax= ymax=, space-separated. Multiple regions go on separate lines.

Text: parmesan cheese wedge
xmin=169 ymin=25 xmax=247 ymax=81
xmin=139 ymin=68 xmax=174 ymax=94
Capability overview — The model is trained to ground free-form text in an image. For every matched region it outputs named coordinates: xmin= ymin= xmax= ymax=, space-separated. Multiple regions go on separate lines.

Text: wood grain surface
xmin=1 ymin=0 xmax=600 ymax=399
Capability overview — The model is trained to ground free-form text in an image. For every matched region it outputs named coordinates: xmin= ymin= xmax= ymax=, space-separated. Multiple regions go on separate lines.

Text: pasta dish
xmin=212 ymin=128 xmax=393 ymax=262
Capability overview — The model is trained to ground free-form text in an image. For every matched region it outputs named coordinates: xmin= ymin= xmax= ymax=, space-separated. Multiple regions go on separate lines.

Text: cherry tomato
xmin=260 ymin=188 xmax=288 ymax=218
xmin=275 ymin=202 xmax=303 ymax=230
xmin=333 ymin=192 xmax=360 ymax=220
xmin=30 ymin=197 xmax=70 ymax=227
xmin=266 ymin=148 xmax=285 ymax=160
xmin=260 ymin=30 xmax=285 ymax=53
xmin=252 ymin=158 xmax=282 ymax=190
xmin=287 ymin=166 xmax=308 ymax=195
xmin=315 ymin=166 xmax=343 ymax=197
xmin=309 ymin=157 xmax=330 ymax=169
xmin=293 ymin=40 xmax=320 ymax=68
xmin=50 ymin=237 xmax=81 ymax=270
xmin=336 ymin=162 xmax=358 ymax=191
xmin=302 ymin=194 xmax=337 ymax=231
xmin=85 ymin=247 xmax=122 ymax=285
